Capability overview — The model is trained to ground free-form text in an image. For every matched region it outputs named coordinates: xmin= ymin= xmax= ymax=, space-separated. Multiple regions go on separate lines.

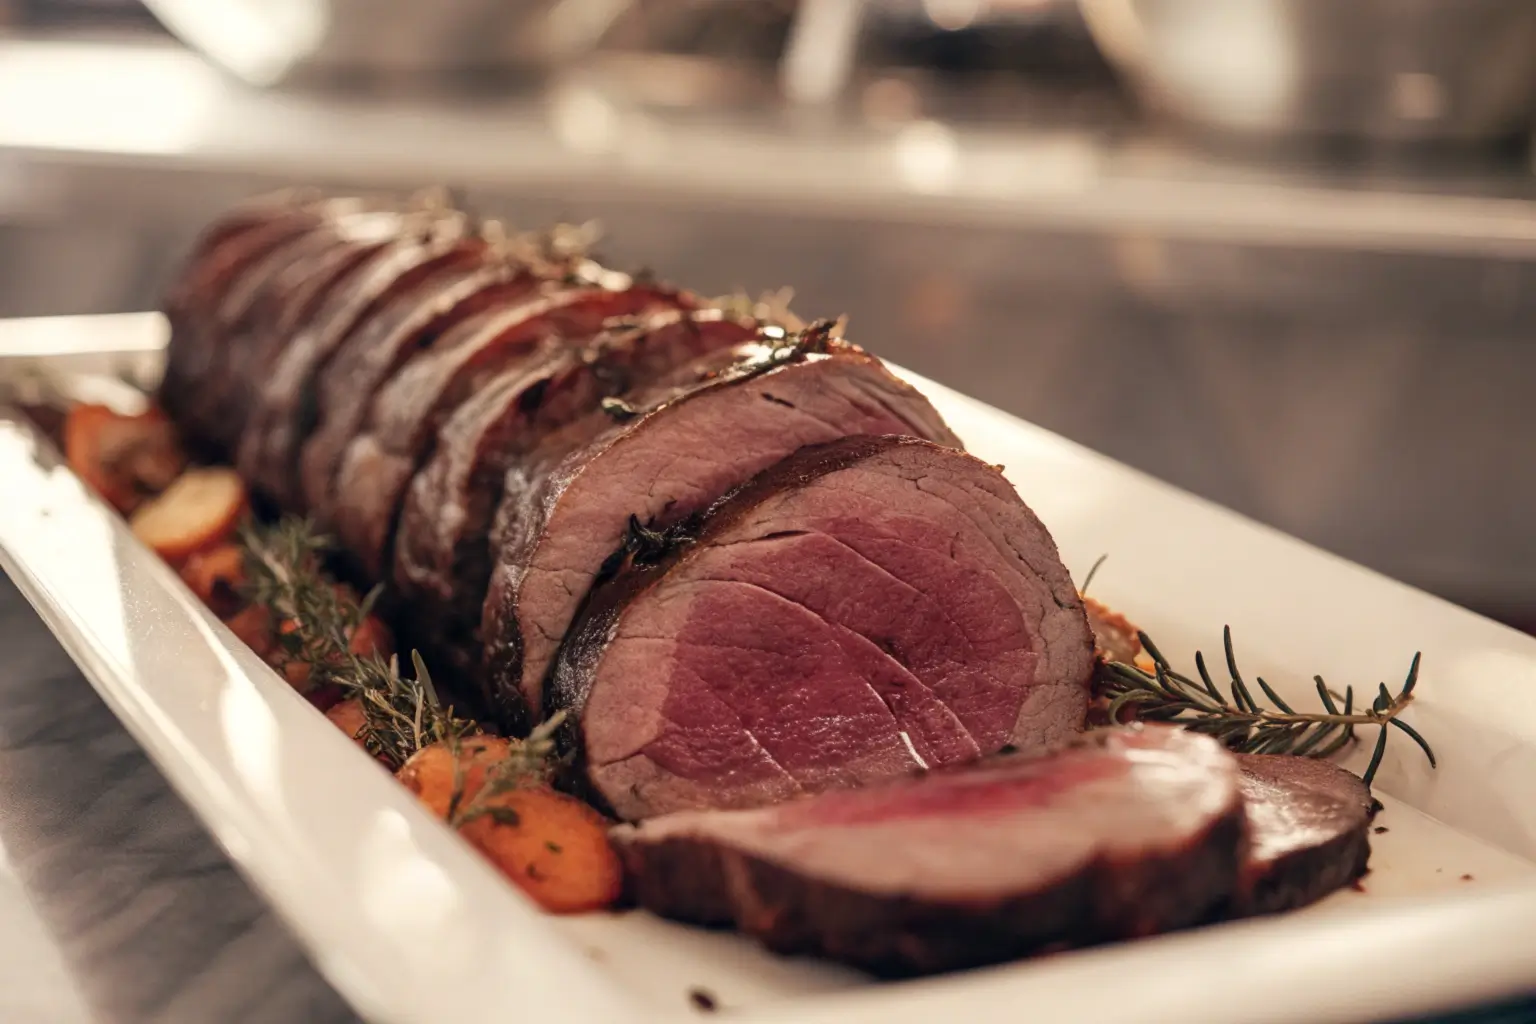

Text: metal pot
xmin=1079 ymin=0 xmax=1536 ymax=143
xmin=140 ymin=0 xmax=633 ymax=88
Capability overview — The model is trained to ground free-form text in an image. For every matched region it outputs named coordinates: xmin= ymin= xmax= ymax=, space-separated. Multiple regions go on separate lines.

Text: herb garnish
xmin=238 ymin=518 xmax=475 ymax=769
xmin=1097 ymin=627 xmax=1435 ymax=787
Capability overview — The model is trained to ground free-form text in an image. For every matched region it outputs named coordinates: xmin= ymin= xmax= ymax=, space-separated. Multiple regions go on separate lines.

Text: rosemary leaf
xmin=1313 ymin=724 xmax=1356 ymax=760
xmin=1290 ymin=722 xmax=1339 ymax=757
xmin=1254 ymin=676 xmax=1295 ymax=715
xmin=1314 ymin=676 xmax=1339 ymax=715
xmin=1080 ymin=554 xmax=1108 ymax=596
xmin=1193 ymin=652 xmax=1226 ymax=705
xmin=1137 ymin=631 xmax=1170 ymax=671
xmin=1388 ymin=717 xmax=1438 ymax=768
xmin=1224 ymin=628 xmax=1260 ymax=713
xmin=1362 ymin=726 xmax=1391 ymax=787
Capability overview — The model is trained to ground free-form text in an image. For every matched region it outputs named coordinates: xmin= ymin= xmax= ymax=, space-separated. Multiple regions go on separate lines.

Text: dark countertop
xmin=0 ymin=570 xmax=1527 ymax=1024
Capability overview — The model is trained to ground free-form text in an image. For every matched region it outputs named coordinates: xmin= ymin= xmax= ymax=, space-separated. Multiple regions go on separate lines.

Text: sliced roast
xmin=325 ymin=279 xmax=691 ymax=579
xmin=1232 ymin=754 xmax=1374 ymax=916
xmin=162 ymin=191 xmax=320 ymax=342
xmin=550 ymin=434 xmax=1092 ymax=819
xmin=611 ymin=725 xmax=1245 ymax=977
xmin=484 ymin=332 xmax=965 ymax=736
xmin=392 ymin=308 xmax=760 ymax=703
xmin=296 ymin=259 xmax=549 ymax=517
xmin=235 ymin=212 xmax=484 ymax=509
xmin=180 ymin=206 xmax=405 ymax=454
xmin=160 ymin=199 xmax=361 ymax=451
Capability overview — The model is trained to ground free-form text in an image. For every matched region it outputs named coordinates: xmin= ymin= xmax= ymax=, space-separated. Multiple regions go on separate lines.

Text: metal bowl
xmin=140 ymin=0 xmax=633 ymax=88
xmin=1079 ymin=0 xmax=1536 ymax=144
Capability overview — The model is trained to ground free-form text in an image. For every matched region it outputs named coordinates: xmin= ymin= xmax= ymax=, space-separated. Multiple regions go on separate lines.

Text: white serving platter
xmin=0 ymin=312 xmax=1533 ymax=1024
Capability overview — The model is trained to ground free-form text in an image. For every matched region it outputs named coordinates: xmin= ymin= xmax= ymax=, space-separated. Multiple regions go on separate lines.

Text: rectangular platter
xmin=0 ymin=312 xmax=1533 ymax=1024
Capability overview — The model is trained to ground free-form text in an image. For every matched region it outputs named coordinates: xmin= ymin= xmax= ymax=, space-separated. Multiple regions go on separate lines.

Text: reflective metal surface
xmin=139 ymin=0 xmax=633 ymax=87
xmin=1081 ymin=0 xmax=1536 ymax=143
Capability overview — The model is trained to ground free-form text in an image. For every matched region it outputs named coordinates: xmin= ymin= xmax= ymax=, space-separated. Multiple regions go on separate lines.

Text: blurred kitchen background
xmin=0 ymin=0 xmax=1533 ymax=632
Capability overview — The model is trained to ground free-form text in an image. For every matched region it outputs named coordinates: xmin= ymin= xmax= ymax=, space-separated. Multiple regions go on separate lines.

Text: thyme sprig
xmin=1097 ymin=627 xmax=1435 ymax=787
xmin=237 ymin=518 xmax=475 ymax=769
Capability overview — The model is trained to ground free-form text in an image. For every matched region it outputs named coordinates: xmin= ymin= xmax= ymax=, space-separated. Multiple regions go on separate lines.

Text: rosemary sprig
xmin=350 ymin=651 xmax=476 ymax=771
xmin=238 ymin=518 xmax=475 ymax=769
xmin=1097 ymin=626 xmax=1435 ymax=787
xmin=238 ymin=517 xmax=362 ymax=685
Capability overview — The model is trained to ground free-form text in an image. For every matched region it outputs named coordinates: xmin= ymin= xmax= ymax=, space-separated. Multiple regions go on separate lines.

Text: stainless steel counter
xmin=1 ymin=34 xmax=1534 ymax=624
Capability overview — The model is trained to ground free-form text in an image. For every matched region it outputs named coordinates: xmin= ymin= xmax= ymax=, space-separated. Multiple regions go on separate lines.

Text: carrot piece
xmin=396 ymin=737 xmax=513 ymax=818
xmin=458 ymin=787 xmax=624 ymax=914
xmin=325 ymin=697 xmax=369 ymax=745
xmin=348 ymin=614 xmax=394 ymax=660
xmin=129 ymin=467 xmax=246 ymax=563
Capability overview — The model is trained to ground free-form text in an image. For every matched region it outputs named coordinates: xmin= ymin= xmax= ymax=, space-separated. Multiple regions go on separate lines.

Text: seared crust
xmin=618 ymin=813 xmax=1244 ymax=977
xmin=160 ymin=203 xmax=333 ymax=454
xmin=180 ymin=206 xmax=397 ymax=454
xmin=392 ymin=309 xmax=758 ymax=717
xmin=325 ymin=282 xmax=690 ymax=579
xmin=1231 ymin=754 xmax=1375 ymax=916
xmin=236 ymin=214 xmax=483 ymax=509
xmin=297 ymin=262 xmax=544 ymax=517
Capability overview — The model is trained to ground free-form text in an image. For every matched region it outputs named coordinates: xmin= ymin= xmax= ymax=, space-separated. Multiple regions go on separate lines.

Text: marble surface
xmin=0 ymin=567 xmax=1528 ymax=1024
xmin=0 ymin=572 xmax=356 ymax=1024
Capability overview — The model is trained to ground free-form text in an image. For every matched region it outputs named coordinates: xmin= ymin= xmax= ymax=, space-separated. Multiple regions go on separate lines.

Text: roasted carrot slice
xmin=457 ymin=786 xmax=624 ymax=914
xmin=325 ymin=697 xmax=369 ymax=745
xmin=397 ymin=736 xmax=513 ymax=818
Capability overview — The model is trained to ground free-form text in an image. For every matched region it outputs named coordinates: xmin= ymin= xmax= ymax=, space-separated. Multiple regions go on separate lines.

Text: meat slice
xmin=296 ymin=259 xmax=548 ymax=517
xmin=235 ymin=212 xmax=484 ymax=509
xmin=484 ymin=331 xmax=964 ymax=736
xmin=392 ymin=308 xmax=760 ymax=705
xmin=325 ymin=279 xmax=691 ymax=579
xmin=551 ymin=434 xmax=1092 ymax=819
xmin=611 ymin=725 xmax=1245 ymax=977
xmin=1232 ymin=754 xmax=1374 ymax=916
